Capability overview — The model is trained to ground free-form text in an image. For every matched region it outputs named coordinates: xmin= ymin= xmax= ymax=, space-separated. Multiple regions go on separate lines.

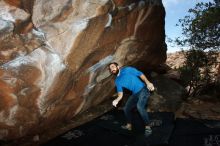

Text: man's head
xmin=108 ymin=62 xmax=120 ymax=76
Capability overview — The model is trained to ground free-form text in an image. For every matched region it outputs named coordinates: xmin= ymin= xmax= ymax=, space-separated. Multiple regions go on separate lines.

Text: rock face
xmin=166 ymin=52 xmax=185 ymax=69
xmin=0 ymin=0 xmax=166 ymax=140
xmin=176 ymin=97 xmax=220 ymax=121
xmin=148 ymin=75 xmax=186 ymax=112
xmin=166 ymin=51 xmax=220 ymax=75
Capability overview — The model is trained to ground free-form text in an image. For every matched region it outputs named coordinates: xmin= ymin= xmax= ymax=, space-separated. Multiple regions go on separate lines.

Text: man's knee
xmin=137 ymin=104 xmax=144 ymax=112
xmin=123 ymin=105 xmax=133 ymax=113
xmin=123 ymin=106 xmax=129 ymax=113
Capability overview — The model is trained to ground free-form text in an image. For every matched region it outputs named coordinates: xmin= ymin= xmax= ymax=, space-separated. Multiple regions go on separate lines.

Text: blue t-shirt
xmin=115 ymin=67 xmax=145 ymax=94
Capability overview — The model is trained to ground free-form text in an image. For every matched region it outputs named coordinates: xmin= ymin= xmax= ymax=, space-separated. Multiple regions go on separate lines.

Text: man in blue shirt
xmin=108 ymin=62 xmax=155 ymax=135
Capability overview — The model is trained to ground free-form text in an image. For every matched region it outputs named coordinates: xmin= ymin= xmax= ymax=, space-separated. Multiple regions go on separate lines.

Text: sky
xmin=162 ymin=0 xmax=213 ymax=52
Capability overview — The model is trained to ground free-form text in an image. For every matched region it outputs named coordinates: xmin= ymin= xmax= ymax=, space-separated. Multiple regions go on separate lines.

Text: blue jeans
xmin=123 ymin=86 xmax=150 ymax=125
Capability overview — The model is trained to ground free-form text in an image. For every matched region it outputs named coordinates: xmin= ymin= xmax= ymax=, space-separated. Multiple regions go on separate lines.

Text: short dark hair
xmin=108 ymin=62 xmax=118 ymax=68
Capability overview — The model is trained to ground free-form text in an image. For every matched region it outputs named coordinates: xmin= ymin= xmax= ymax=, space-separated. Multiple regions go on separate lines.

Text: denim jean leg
xmin=136 ymin=88 xmax=150 ymax=125
xmin=123 ymin=94 xmax=138 ymax=124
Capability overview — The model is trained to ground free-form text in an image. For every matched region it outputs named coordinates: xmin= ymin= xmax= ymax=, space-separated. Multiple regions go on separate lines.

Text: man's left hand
xmin=147 ymin=83 xmax=155 ymax=91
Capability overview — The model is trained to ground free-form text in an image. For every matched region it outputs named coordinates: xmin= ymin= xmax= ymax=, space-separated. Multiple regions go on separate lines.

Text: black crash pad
xmin=43 ymin=109 xmax=175 ymax=146
xmin=97 ymin=110 xmax=175 ymax=146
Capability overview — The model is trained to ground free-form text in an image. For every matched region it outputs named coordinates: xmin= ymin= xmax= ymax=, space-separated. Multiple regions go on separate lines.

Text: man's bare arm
xmin=112 ymin=92 xmax=123 ymax=107
xmin=140 ymin=74 xmax=155 ymax=91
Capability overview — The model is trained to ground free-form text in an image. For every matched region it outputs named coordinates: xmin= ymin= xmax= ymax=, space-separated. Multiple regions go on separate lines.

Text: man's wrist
xmin=116 ymin=96 xmax=122 ymax=102
xmin=146 ymin=82 xmax=151 ymax=86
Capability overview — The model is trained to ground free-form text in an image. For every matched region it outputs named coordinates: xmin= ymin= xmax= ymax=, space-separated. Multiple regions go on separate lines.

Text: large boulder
xmin=0 ymin=0 xmax=166 ymax=140
xmin=148 ymin=75 xmax=186 ymax=112
xmin=176 ymin=96 xmax=220 ymax=121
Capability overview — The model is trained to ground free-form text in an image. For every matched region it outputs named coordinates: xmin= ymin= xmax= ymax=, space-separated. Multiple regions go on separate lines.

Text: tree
xmin=179 ymin=49 xmax=218 ymax=96
xmin=176 ymin=1 xmax=220 ymax=50
xmin=175 ymin=1 xmax=220 ymax=97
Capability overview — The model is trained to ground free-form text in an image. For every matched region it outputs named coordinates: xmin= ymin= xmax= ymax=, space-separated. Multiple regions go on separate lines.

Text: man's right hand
xmin=112 ymin=92 xmax=123 ymax=107
xmin=112 ymin=99 xmax=119 ymax=107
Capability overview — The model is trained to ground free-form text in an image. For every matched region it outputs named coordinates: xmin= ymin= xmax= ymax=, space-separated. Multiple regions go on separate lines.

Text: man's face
xmin=109 ymin=64 xmax=119 ymax=75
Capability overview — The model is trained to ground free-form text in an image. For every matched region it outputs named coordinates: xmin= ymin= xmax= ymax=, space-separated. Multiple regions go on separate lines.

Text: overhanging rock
xmin=0 ymin=0 xmax=166 ymax=140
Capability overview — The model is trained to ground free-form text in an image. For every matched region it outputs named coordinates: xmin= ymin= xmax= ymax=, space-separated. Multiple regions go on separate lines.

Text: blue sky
xmin=162 ymin=0 xmax=213 ymax=52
